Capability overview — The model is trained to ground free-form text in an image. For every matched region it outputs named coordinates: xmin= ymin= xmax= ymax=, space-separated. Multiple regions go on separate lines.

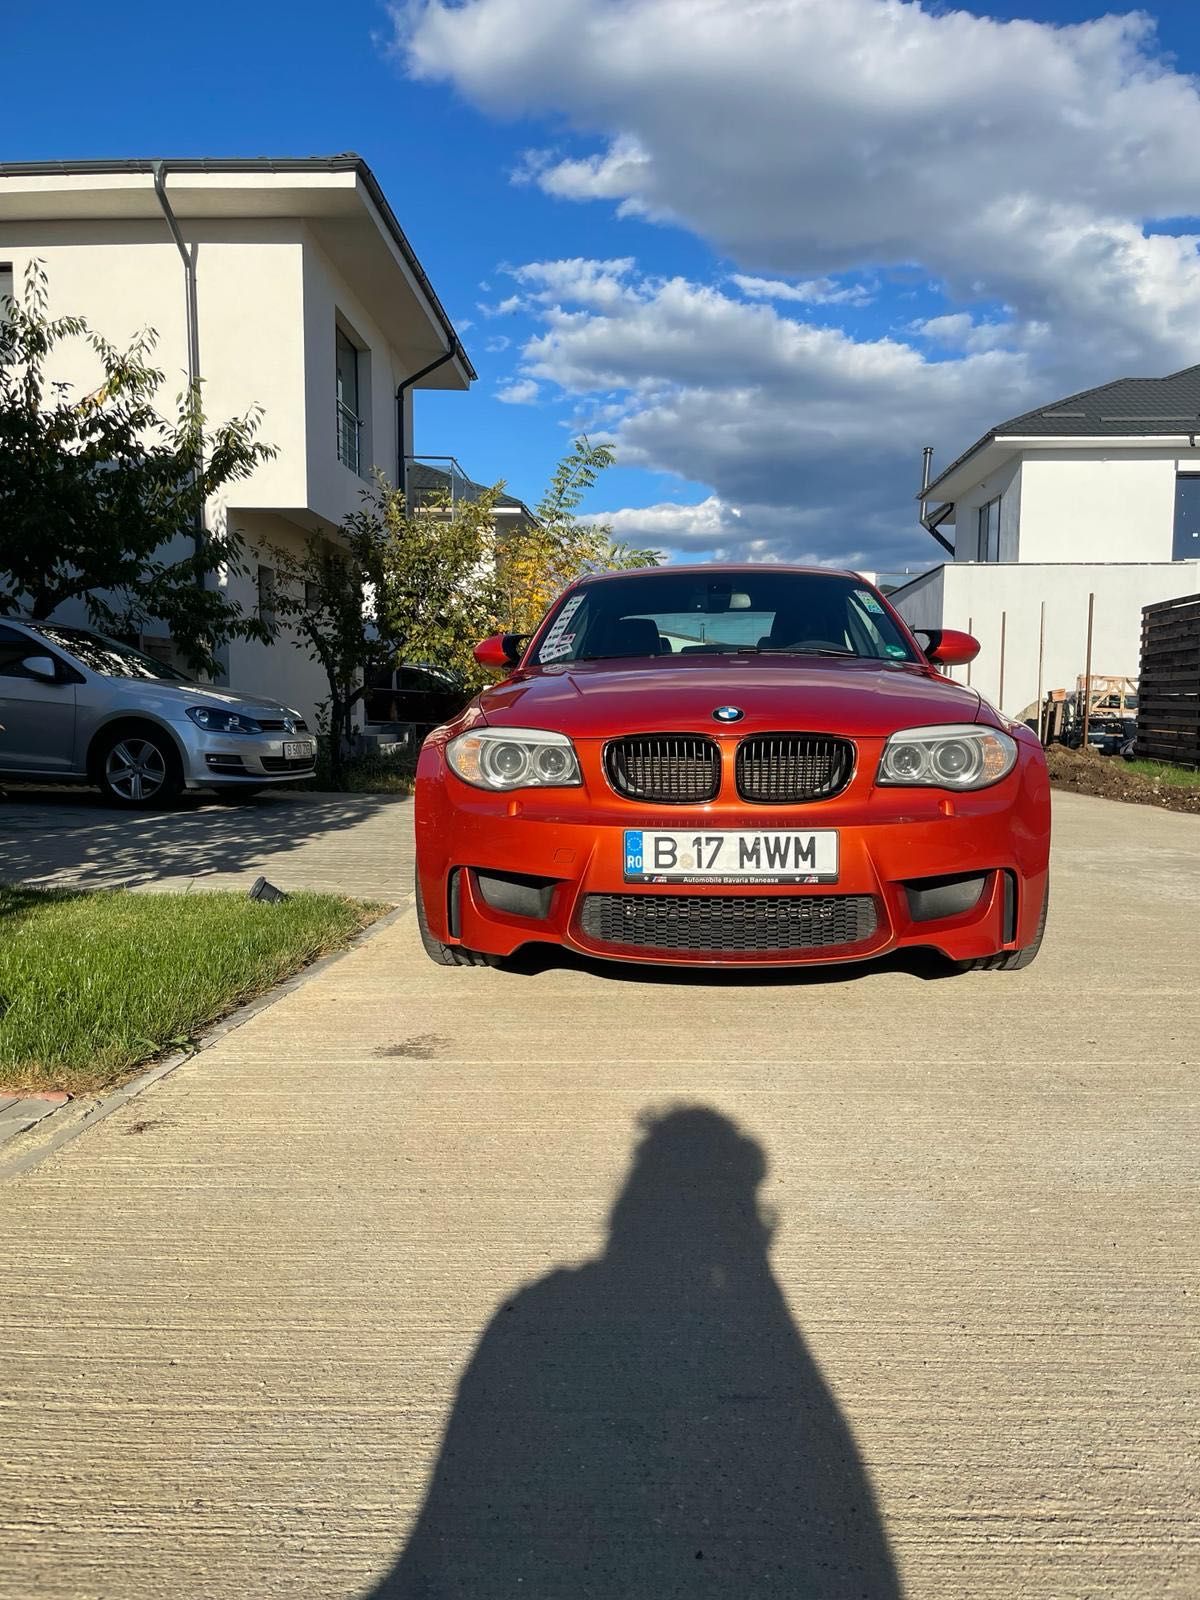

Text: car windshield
xmin=30 ymin=624 xmax=191 ymax=681
xmin=532 ymin=571 xmax=918 ymax=666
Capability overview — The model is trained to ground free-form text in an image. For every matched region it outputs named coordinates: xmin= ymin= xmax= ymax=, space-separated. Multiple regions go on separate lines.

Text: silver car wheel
xmin=105 ymin=738 xmax=168 ymax=803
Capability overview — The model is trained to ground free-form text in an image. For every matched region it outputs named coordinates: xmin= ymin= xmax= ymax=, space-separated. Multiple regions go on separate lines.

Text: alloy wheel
xmin=105 ymin=738 xmax=168 ymax=803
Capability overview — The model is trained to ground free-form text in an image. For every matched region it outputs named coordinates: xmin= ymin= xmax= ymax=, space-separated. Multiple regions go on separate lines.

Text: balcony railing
xmin=403 ymin=455 xmax=490 ymax=512
xmin=337 ymin=399 xmax=362 ymax=475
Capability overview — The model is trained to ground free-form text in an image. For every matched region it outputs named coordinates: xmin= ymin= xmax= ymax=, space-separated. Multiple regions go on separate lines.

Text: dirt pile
xmin=1045 ymin=744 xmax=1200 ymax=815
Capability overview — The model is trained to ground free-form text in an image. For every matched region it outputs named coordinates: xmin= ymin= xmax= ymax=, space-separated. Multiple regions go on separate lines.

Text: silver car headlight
xmin=878 ymin=724 xmax=1017 ymax=790
xmin=447 ymin=727 xmax=582 ymax=791
xmin=186 ymin=706 xmax=264 ymax=736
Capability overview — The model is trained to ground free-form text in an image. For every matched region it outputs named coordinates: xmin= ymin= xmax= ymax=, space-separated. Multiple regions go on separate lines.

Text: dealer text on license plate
xmin=283 ymin=740 xmax=314 ymax=761
xmin=623 ymin=829 xmax=838 ymax=885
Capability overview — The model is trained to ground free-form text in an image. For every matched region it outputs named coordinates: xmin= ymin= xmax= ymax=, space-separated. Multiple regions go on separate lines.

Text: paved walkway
xmin=1 ymin=792 xmax=1197 ymax=1598
xmin=0 ymin=787 xmax=414 ymax=901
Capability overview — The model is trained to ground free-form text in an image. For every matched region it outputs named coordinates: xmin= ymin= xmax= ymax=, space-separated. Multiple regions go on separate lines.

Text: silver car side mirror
xmin=21 ymin=654 xmax=59 ymax=683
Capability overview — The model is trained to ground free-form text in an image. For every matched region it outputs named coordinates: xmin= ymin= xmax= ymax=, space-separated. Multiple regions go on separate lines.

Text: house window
xmin=304 ymin=580 xmax=321 ymax=611
xmin=1173 ymin=475 xmax=1200 ymax=560
xmin=336 ymin=326 xmax=363 ymax=475
xmin=0 ymin=263 xmax=14 ymax=358
xmin=977 ymin=495 xmax=1001 ymax=562
xmin=257 ymin=564 xmax=277 ymax=628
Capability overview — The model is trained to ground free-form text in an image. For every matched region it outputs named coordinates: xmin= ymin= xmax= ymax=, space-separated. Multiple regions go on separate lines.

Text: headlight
xmin=878 ymin=724 xmax=1017 ymax=790
xmin=447 ymin=727 xmax=582 ymax=790
xmin=186 ymin=706 xmax=263 ymax=736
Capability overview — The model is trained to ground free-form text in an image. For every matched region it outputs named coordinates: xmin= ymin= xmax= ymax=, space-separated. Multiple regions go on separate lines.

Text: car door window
xmin=0 ymin=625 xmax=51 ymax=678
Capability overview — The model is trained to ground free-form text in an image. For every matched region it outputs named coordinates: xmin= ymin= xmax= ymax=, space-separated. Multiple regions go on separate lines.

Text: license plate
xmin=283 ymin=740 xmax=314 ymax=761
xmin=623 ymin=829 xmax=838 ymax=885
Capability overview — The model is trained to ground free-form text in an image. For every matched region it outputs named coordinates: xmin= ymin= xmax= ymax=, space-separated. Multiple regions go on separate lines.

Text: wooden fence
xmin=1137 ymin=592 xmax=1200 ymax=766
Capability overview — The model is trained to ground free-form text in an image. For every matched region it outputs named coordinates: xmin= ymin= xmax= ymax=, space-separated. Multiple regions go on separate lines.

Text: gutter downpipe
xmin=396 ymin=348 xmax=457 ymax=503
xmin=919 ymin=444 xmax=955 ymax=557
xmin=152 ymin=163 xmax=203 ymax=564
xmin=153 ymin=163 xmax=226 ymax=678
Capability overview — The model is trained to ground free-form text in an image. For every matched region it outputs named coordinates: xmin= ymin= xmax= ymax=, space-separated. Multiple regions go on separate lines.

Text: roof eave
xmin=0 ymin=153 xmax=476 ymax=383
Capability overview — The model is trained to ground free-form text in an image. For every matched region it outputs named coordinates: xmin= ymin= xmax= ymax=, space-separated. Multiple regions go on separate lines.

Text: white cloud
xmin=496 ymin=377 xmax=540 ymax=405
xmin=510 ymin=256 xmax=641 ymax=311
xmin=732 ymin=274 xmax=873 ymax=307
xmin=390 ymin=0 xmax=1200 ymax=566
xmin=477 ymin=294 xmax=524 ymax=318
xmin=504 ymin=261 xmax=1034 ymax=566
xmin=395 ymin=0 xmax=1200 ymax=374
xmin=912 ymin=313 xmax=1016 ymax=354
xmin=485 ymin=334 xmax=511 ymax=353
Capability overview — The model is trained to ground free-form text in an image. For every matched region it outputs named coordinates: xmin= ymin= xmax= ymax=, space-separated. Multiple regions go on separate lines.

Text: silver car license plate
xmin=283 ymin=740 xmax=314 ymax=761
xmin=623 ymin=828 xmax=838 ymax=885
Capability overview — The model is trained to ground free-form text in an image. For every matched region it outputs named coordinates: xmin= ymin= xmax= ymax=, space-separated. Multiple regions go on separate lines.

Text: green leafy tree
xmin=268 ymin=477 xmax=502 ymax=785
xmin=0 ymin=260 xmax=276 ymax=673
xmin=499 ymin=436 xmax=661 ymax=634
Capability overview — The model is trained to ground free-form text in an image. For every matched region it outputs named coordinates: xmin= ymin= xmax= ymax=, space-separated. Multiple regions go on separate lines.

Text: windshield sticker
xmin=885 ymin=643 xmax=908 ymax=658
xmin=856 ymin=588 xmax=885 ymax=615
xmin=539 ymin=634 xmax=575 ymax=661
xmin=538 ymin=595 xmax=584 ymax=662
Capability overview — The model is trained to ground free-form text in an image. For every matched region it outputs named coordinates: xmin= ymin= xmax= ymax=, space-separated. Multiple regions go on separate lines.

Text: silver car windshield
xmin=29 ymin=624 xmax=191 ymax=682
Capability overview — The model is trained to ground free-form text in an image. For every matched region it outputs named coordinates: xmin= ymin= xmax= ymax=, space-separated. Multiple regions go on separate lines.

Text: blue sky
xmin=9 ymin=0 xmax=1200 ymax=573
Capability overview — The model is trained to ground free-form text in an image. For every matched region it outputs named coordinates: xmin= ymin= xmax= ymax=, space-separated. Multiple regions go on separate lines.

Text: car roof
xmin=573 ymin=564 xmax=868 ymax=586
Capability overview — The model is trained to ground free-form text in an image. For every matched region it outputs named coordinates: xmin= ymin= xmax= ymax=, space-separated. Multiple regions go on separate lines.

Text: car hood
xmin=102 ymin=679 xmax=299 ymax=720
xmin=477 ymin=655 xmax=984 ymax=739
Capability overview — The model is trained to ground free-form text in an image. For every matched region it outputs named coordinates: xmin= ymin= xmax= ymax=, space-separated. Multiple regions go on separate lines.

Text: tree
xmin=268 ymin=477 xmax=501 ymax=785
xmin=498 ymin=436 xmax=662 ymax=635
xmin=0 ymin=260 xmax=276 ymax=673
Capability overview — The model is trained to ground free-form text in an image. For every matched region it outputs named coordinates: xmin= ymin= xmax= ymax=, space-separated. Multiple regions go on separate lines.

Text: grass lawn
xmin=0 ymin=886 xmax=380 ymax=1095
xmin=1123 ymin=758 xmax=1200 ymax=789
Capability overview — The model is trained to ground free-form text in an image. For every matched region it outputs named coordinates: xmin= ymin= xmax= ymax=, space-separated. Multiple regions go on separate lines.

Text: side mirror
xmin=918 ymin=628 xmax=980 ymax=668
xmin=473 ymin=633 xmax=524 ymax=670
xmin=22 ymin=654 xmax=60 ymax=683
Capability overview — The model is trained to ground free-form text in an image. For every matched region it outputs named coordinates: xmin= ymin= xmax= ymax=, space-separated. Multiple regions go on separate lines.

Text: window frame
xmin=976 ymin=495 xmax=1002 ymax=562
xmin=1172 ymin=473 xmax=1200 ymax=561
xmin=335 ymin=324 xmax=364 ymax=475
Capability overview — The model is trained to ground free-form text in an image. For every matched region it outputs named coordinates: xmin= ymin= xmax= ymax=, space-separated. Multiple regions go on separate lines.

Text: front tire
xmin=96 ymin=727 xmax=183 ymax=809
xmin=414 ymin=872 xmax=495 ymax=967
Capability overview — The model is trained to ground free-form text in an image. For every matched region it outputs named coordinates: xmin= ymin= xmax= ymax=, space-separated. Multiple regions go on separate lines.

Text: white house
xmin=0 ymin=154 xmax=477 ymax=727
xmin=891 ymin=367 xmax=1200 ymax=717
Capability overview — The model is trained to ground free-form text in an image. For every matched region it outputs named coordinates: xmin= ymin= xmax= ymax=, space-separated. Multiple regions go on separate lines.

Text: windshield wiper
xmin=760 ymin=645 xmax=856 ymax=657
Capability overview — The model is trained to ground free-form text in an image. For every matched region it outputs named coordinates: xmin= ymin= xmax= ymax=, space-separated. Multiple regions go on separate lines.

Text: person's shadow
xmin=367 ymin=1107 xmax=902 ymax=1598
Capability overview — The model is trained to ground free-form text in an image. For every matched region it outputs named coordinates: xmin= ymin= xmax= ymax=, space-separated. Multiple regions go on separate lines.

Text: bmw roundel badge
xmin=712 ymin=706 xmax=744 ymax=723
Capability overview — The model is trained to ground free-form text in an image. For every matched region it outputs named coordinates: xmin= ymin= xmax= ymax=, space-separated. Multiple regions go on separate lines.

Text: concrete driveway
xmin=1 ymin=791 xmax=1197 ymax=1598
xmin=0 ymin=786 xmax=413 ymax=900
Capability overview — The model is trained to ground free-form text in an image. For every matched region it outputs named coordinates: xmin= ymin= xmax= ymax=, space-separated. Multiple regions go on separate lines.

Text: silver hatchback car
xmin=0 ymin=619 xmax=317 ymax=806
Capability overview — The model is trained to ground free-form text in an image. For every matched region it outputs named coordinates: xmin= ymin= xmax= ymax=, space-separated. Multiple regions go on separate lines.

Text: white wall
xmin=954 ymin=456 xmax=1022 ymax=562
xmin=1016 ymin=451 xmax=1189 ymax=563
xmin=0 ymin=219 xmax=310 ymax=510
xmin=301 ymin=230 xmax=404 ymax=529
xmin=888 ymin=566 xmax=943 ymax=631
xmin=894 ymin=561 xmax=1200 ymax=718
xmin=224 ymin=514 xmax=332 ymax=730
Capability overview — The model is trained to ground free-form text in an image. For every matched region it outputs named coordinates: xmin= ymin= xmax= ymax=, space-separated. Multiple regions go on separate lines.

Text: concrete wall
xmin=894 ymin=560 xmax=1200 ymax=718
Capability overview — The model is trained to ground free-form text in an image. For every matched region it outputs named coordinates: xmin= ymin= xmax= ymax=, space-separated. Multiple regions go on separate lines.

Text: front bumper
xmin=173 ymin=725 xmax=318 ymax=788
xmin=415 ymin=735 xmax=1052 ymax=968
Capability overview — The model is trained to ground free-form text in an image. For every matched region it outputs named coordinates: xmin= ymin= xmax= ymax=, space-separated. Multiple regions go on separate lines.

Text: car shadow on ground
xmin=0 ymin=784 xmax=409 ymax=892
xmin=497 ymin=941 xmax=961 ymax=986
xmin=366 ymin=1105 xmax=903 ymax=1599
